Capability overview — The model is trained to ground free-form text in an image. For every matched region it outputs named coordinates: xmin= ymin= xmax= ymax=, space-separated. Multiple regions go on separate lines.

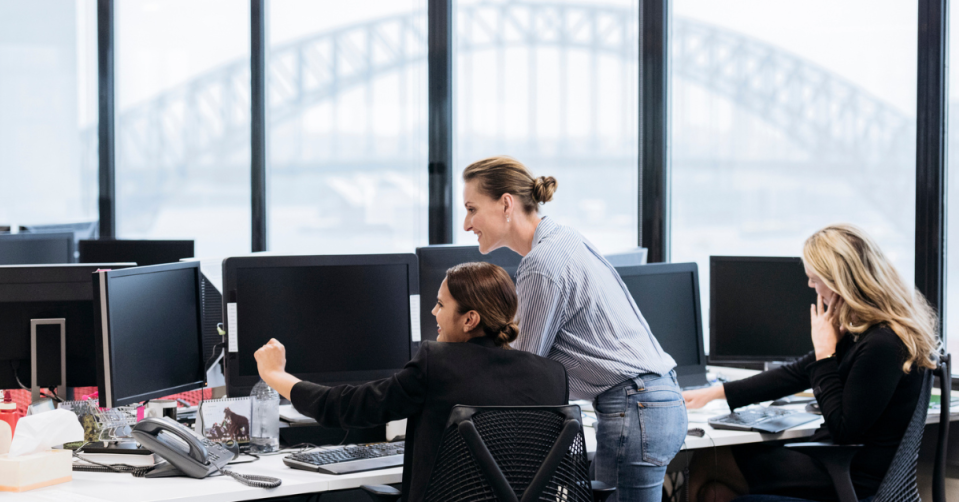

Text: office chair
xmin=362 ymin=405 xmax=615 ymax=502
xmin=783 ymin=353 xmax=951 ymax=502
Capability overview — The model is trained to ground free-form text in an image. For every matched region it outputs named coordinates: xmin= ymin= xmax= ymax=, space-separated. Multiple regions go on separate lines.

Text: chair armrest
xmin=590 ymin=480 xmax=616 ymax=502
xmin=361 ymin=484 xmax=402 ymax=502
xmin=784 ymin=442 xmax=863 ymax=502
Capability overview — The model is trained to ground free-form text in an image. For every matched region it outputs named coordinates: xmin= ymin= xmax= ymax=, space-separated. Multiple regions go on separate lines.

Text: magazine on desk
xmin=198 ymin=397 xmax=252 ymax=444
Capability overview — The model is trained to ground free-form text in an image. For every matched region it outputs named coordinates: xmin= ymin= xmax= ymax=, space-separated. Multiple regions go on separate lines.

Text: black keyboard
xmin=284 ymin=442 xmax=405 ymax=475
xmin=709 ymin=407 xmax=820 ymax=433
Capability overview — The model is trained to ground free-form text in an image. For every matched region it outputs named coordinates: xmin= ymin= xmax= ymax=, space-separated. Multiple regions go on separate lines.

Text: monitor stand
xmin=30 ymin=318 xmax=66 ymax=403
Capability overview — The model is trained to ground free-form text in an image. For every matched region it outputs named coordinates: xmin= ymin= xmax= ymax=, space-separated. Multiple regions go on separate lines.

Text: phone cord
xmin=213 ymin=462 xmax=282 ymax=488
xmin=72 ymin=452 xmax=156 ymax=477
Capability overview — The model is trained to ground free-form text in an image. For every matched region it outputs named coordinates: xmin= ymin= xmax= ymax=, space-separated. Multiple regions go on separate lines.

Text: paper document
xmin=227 ymin=303 xmax=238 ymax=352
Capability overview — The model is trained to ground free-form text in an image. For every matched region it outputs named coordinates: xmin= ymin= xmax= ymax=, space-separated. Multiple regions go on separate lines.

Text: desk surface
xmin=12 ymin=364 xmax=959 ymax=501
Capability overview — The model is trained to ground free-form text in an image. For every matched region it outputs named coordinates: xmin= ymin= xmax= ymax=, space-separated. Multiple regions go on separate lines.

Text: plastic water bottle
xmin=250 ymin=380 xmax=280 ymax=453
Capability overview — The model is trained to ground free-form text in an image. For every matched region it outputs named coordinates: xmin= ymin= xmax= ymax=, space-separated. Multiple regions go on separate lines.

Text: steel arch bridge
xmin=82 ymin=2 xmax=917 ymax=226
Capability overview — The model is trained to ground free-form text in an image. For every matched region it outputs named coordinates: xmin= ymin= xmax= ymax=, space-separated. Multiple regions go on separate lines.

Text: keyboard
xmin=284 ymin=442 xmax=405 ymax=475
xmin=708 ymin=407 xmax=820 ymax=433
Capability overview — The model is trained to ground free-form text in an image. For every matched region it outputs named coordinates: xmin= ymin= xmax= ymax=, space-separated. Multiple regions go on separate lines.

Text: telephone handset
xmin=132 ymin=417 xmax=235 ymax=478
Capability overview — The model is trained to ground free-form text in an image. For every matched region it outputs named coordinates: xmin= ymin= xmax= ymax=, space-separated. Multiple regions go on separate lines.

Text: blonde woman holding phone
xmin=682 ymin=224 xmax=940 ymax=502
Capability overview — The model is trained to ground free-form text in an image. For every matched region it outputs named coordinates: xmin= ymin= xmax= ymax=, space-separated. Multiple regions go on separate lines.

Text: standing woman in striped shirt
xmin=461 ymin=156 xmax=687 ymax=502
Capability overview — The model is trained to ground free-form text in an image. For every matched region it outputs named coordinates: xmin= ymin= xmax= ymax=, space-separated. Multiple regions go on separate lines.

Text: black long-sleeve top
xmin=723 ymin=324 xmax=924 ymax=498
xmin=289 ymin=336 xmax=569 ymax=501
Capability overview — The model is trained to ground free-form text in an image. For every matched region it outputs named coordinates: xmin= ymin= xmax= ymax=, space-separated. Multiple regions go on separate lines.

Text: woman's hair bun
xmin=495 ymin=322 xmax=520 ymax=348
xmin=532 ymin=176 xmax=558 ymax=204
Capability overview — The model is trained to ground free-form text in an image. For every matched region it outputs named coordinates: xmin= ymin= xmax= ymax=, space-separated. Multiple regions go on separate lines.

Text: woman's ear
xmin=463 ymin=310 xmax=481 ymax=333
xmin=500 ymin=193 xmax=513 ymax=215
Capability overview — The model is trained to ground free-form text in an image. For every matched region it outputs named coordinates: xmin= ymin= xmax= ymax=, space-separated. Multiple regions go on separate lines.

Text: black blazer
xmin=290 ymin=336 xmax=570 ymax=501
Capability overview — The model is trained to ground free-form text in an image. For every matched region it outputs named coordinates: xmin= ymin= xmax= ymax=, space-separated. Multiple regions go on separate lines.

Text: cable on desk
xmin=211 ymin=462 xmax=282 ymax=488
xmin=72 ymin=449 xmax=156 ymax=476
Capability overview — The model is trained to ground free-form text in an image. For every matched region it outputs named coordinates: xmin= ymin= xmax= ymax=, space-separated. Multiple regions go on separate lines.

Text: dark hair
xmin=462 ymin=156 xmax=557 ymax=213
xmin=444 ymin=262 xmax=519 ymax=348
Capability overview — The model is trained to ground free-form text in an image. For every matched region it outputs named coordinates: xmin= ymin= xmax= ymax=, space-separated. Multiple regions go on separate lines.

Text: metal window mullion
xmin=915 ymin=0 xmax=948 ymax=347
xmin=251 ymin=0 xmax=268 ymax=252
xmin=97 ymin=0 xmax=116 ymax=239
xmin=640 ymin=0 xmax=669 ymax=262
xmin=429 ymin=0 xmax=454 ymax=244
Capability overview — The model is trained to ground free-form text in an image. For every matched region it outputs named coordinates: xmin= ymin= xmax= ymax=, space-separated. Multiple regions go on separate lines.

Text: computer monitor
xmin=709 ymin=256 xmax=817 ymax=363
xmin=79 ymin=239 xmax=195 ymax=267
xmin=0 ymin=263 xmax=134 ymax=392
xmin=615 ymin=263 xmax=708 ymax=388
xmin=415 ymin=245 xmax=521 ymax=343
xmin=223 ymin=254 xmax=417 ymax=397
xmin=93 ymin=262 xmax=206 ymax=408
xmin=604 ymin=247 xmax=648 ymax=267
xmin=0 ymin=232 xmax=76 ymax=265
xmin=21 ymin=222 xmax=99 ymax=262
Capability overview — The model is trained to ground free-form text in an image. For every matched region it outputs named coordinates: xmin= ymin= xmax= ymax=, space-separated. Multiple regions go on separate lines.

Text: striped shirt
xmin=512 ymin=216 xmax=676 ymax=400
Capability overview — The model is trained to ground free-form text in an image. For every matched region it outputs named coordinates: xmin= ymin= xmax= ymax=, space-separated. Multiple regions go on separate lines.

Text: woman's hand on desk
xmin=254 ymin=338 xmax=300 ymax=400
xmin=682 ymin=384 xmax=725 ymax=409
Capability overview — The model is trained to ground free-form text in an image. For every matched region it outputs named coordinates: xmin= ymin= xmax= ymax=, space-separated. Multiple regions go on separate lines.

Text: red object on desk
xmin=0 ymin=390 xmax=20 ymax=436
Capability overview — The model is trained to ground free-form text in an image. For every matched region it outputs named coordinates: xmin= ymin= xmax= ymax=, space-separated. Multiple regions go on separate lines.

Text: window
xmin=670 ymin=0 xmax=918 ymax=351
xmin=0 ymin=1 xmax=98 ymax=227
xmin=947 ymin=0 xmax=959 ymax=372
xmin=267 ymin=0 xmax=428 ymax=254
xmin=453 ymin=0 xmax=640 ymax=252
xmin=115 ymin=0 xmax=251 ymax=257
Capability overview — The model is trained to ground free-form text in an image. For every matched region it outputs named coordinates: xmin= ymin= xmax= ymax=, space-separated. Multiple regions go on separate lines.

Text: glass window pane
xmin=670 ymin=0 xmax=917 ymax=352
xmin=116 ymin=0 xmax=251 ymax=257
xmin=948 ymin=0 xmax=959 ymax=372
xmin=267 ymin=1 xmax=428 ymax=254
xmin=0 ymin=0 xmax=98 ymax=227
xmin=454 ymin=0 xmax=640 ymax=252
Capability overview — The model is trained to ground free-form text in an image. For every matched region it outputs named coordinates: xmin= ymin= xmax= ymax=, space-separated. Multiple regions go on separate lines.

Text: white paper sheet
xmin=227 ymin=302 xmax=238 ymax=352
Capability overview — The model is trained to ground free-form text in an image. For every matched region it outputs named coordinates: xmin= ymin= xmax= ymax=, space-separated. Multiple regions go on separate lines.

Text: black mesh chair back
xmin=874 ymin=354 xmax=951 ymax=502
xmin=423 ymin=405 xmax=592 ymax=502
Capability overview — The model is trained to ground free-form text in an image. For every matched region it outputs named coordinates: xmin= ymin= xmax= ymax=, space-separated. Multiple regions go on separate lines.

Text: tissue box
xmin=0 ymin=450 xmax=73 ymax=492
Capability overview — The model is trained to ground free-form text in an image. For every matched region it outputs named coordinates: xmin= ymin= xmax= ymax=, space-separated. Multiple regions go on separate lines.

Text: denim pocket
xmin=636 ymin=395 xmax=687 ymax=466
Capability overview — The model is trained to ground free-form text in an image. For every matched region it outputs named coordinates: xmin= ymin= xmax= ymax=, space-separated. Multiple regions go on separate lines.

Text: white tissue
xmin=8 ymin=409 xmax=84 ymax=458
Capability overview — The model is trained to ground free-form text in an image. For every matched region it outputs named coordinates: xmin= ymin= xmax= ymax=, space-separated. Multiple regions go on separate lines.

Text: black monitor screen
xmin=621 ymin=272 xmax=700 ymax=368
xmin=80 ymin=240 xmax=194 ymax=267
xmin=709 ymin=256 xmax=817 ymax=361
xmin=102 ymin=264 xmax=204 ymax=406
xmin=235 ymin=264 xmax=412 ymax=383
xmin=0 ymin=233 xmax=74 ymax=265
xmin=416 ymin=245 xmax=520 ymax=342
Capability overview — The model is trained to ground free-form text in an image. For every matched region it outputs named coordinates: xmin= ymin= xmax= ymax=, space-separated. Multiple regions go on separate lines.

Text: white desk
xmin=13 ymin=455 xmax=402 ymax=502
xmin=11 ymin=364 xmax=959 ymax=501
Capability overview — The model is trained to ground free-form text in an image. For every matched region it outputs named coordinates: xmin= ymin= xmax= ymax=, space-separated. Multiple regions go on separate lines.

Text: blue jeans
xmin=593 ymin=371 xmax=688 ymax=502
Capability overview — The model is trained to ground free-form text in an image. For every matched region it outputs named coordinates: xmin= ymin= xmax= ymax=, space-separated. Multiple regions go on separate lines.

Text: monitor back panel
xmin=79 ymin=240 xmax=194 ymax=267
xmin=616 ymin=263 xmax=707 ymax=388
xmin=0 ymin=263 xmax=135 ymax=388
xmin=709 ymin=256 xmax=817 ymax=362
xmin=416 ymin=245 xmax=521 ymax=342
xmin=0 ymin=233 xmax=75 ymax=265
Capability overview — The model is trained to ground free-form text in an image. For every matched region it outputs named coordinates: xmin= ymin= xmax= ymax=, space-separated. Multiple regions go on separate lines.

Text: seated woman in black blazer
xmin=254 ymin=262 xmax=569 ymax=501
xmin=682 ymin=224 xmax=940 ymax=502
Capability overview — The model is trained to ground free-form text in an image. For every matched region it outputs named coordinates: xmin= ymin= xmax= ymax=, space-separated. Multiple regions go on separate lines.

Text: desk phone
xmin=132 ymin=417 xmax=236 ymax=478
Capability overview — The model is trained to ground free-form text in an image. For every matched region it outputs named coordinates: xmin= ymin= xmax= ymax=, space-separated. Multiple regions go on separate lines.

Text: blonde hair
xmin=802 ymin=224 xmax=940 ymax=372
xmin=462 ymin=156 xmax=557 ymax=213
xmin=445 ymin=262 xmax=520 ymax=348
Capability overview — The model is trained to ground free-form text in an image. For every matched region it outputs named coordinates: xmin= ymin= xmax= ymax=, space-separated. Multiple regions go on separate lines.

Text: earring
xmin=507 ymin=216 xmax=511 ymax=223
